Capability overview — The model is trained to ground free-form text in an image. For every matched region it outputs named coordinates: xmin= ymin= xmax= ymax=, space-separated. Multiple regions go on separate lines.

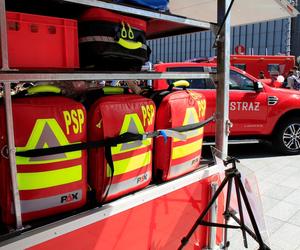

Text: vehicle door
xmin=166 ymin=66 xmax=216 ymax=135
xmin=227 ymin=70 xmax=268 ymax=135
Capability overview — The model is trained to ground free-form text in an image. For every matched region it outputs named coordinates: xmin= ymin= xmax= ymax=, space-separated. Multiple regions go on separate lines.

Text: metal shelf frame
xmin=0 ymin=0 xmax=222 ymax=245
xmin=0 ymin=72 xmax=211 ymax=82
xmin=64 ymin=0 xmax=212 ymax=30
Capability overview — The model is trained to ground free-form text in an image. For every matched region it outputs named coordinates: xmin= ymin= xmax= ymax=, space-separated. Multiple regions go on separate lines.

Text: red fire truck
xmin=154 ymin=61 xmax=300 ymax=155
xmin=192 ymin=55 xmax=295 ymax=79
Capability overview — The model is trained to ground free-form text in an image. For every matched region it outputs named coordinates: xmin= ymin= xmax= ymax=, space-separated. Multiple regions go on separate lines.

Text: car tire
xmin=272 ymin=118 xmax=300 ymax=155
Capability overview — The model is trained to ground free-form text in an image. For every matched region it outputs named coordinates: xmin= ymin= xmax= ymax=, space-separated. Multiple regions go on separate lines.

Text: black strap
xmin=15 ymin=132 xmax=143 ymax=157
xmin=15 ymin=116 xmax=214 ymax=158
xmin=170 ymin=116 xmax=214 ymax=133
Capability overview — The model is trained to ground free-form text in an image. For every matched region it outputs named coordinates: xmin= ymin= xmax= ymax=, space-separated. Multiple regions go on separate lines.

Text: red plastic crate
xmin=1 ymin=11 xmax=79 ymax=69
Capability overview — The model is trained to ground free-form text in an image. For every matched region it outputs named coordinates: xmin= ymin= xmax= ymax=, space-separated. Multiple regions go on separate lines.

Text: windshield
xmin=166 ymin=66 xmax=256 ymax=91
xmin=167 ymin=67 xmax=216 ymax=89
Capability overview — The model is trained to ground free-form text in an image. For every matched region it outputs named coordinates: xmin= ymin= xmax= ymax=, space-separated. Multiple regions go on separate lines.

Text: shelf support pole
xmin=0 ymin=0 xmax=10 ymax=71
xmin=3 ymin=82 xmax=23 ymax=229
xmin=215 ymin=0 xmax=231 ymax=157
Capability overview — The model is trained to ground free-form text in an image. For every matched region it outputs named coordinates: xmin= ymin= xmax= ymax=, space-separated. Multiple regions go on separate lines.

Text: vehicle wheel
xmin=272 ymin=118 xmax=300 ymax=155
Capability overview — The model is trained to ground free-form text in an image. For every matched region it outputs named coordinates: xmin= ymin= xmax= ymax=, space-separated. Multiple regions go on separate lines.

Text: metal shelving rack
xmin=0 ymin=0 xmax=214 ymax=234
xmin=0 ymin=0 xmax=297 ymax=248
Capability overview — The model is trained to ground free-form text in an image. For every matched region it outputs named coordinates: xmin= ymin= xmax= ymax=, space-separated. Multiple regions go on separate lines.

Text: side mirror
xmin=254 ymin=81 xmax=264 ymax=92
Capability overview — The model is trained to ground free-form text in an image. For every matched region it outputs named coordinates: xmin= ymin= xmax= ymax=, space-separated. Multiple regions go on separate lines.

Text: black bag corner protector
xmin=101 ymin=145 xmax=115 ymax=203
xmin=15 ymin=116 xmax=214 ymax=158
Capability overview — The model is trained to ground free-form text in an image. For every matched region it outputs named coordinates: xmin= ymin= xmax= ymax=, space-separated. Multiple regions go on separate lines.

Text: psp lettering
xmin=63 ymin=109 xmax=85 ymax=135
xmin=61 ymin=192 xmax=79 ymax=203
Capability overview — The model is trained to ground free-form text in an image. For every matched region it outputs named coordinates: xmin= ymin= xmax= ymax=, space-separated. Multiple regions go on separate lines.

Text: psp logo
xmin=61 ymin=192 xmax=79 ymax=203
xmin=191 ymin=157 xmax=199 ymax=166
xmin=137 ymin=173 xmax=148 ymax=184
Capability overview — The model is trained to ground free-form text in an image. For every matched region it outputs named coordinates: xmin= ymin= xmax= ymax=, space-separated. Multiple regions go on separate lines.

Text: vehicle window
xmin=233 ymin=64 xmax=246 ymax=71
xmin=230 ymin=70 xmax=255 ymax=90
xmin=167 ymin=67 xmax=216 ymax=89
xmin=268 ymin=64 xmax=280 ymax=75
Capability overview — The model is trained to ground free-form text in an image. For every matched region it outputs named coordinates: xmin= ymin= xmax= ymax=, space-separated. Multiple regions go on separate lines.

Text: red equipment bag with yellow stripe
xmin=88 ymin=94 xmax=155 ymax=202
xmin=0 ymin=96 xmax=87 ymax=225
xmin=154 ymin=90 xmax=206 ymax=181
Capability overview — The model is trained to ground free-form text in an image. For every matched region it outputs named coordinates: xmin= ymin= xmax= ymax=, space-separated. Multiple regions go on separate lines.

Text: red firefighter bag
xmin=0 ymin=96 xmax=87 ymax=224
xmin=154 ymin=90 xmax=206 ymax=181
xmin=79 ymin=8 xmax=150 ymax=71
xmin=88 ymin=94 xmax=155 ymax=202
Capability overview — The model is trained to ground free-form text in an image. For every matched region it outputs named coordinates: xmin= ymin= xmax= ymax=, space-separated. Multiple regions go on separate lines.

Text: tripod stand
xmin=178 ymin=157 xmax=270 ymax=250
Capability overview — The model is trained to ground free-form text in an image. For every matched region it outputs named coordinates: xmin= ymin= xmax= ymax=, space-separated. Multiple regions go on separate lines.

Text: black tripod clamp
xmin=223 ymin=156 xmax=240 ymax=168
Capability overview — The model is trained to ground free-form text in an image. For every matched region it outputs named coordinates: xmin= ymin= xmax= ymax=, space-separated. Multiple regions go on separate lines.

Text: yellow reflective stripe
xmin=186 ymin=128 xmax=203 ymax=139
xmin=16 ymin=150 xmax=82 ymax=165
xmin=173 ymin=128 xmax=203 ymax=142
xmin=17 ymin=165 xmax=82 ymax=190
xmin=172 ymin=139 xmax=203 ymax=160
xmin=107 ymin=151 xmax=151 ymax=177
xmin=16 ymin=119 xmax=81 ymax=165
xmin=111 ymin=138 xmax=151 ymax=155
xmin=117 ymin=38 xmax=143 ymax=50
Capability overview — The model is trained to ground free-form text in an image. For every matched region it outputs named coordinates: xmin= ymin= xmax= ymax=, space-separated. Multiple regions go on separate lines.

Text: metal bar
xmin=180 ymin=35 xmax=183 ymax=61
xmin=245 ymin=25 xmax=248 ymax=54
xmin=64 ymin=0 xmax=211 ymax=29
xmin=215 ymin=0 xmax=231 ymax=156
xmin=209 ymin=31 xmax=213 ymax=57
xmin=156 ymin=39 xmax=159 ymax=62
xmin=160 ymin=38 xmax=163 ymax=62
xmin=195 ymin=32 xmax=199 ymax=57
xmin=252 ymin=24 xmax=255 ymax=54
xmin=231 ymin=26 xmax=235 ymax=54
xmin=0 ymin=0 xmax=9 ymax=70
xmin=0 ymin=72 xmax=212 ymax=82
xmin=176 ymin=35 xmax=179 ymax=61
xmin=272 ymin=21 xmax=276 ymax=54
xmin=3 ymin=82 xmax=22 ymax=229
xmin=238 ymin=26 xmax=242 ymax=49
xmin=207 ymin=182 xmax=218 ymax=250
xmin=204 ymin=31 xmax=207 ymax=57
xmin=281 ymin=19 xmax=285 ymax=53
xmin=265 ymin=21 xmax=269 ymax=55
xmin=189 ymin=33 xmax=192 ymax=60
xmin=0 ymin=163 xmax=224 ymax=249
xmin=286 ymin=18 xmax=292 ymax=55
xmin=203 ymin=139 xmax=260 ymax=146
xmin=200 ymin=32 xmax=204 ymax=56
xmin=258 ymin=23 xmax=261 ymax=54
xmin=183 ymin=34 xmax=186 ymax=61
